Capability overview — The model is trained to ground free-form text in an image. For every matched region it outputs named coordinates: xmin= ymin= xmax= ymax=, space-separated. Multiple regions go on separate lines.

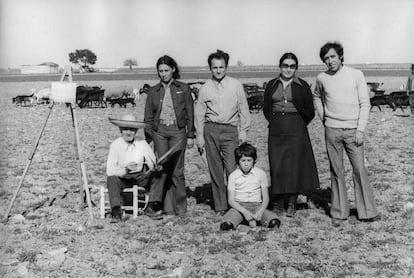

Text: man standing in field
xmin=195 ymin=49 xmax=251 ymax=216
xmin=313 ymin=41 xmax=379 ymax=226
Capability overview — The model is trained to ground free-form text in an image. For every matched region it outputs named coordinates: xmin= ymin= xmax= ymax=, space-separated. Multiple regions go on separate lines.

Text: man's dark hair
xmin=319 ymin=41 xmax=344 ymax=63
xmin=156 ymin=55 xmax=180 ymax=79
xmin=235 ymin=142 xmax=257 ymax=164
xmin=207 ymin=49 xmax=230 ymax=69
xmin=279 ymin=52 xmax=299 ymax=69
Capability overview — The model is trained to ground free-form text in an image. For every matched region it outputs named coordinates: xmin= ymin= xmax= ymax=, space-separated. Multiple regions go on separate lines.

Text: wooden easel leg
xmin=69 ymin=105 xmax=84 ymax=207
xmin=3 ymin=103 xmax=54 ymax=221
xmin=70 ymin=104 xmax=94 ymax=223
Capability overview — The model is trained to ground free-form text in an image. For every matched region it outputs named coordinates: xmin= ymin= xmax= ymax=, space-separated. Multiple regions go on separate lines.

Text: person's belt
xmin=159 ymin=119 xmax=176 ymax=126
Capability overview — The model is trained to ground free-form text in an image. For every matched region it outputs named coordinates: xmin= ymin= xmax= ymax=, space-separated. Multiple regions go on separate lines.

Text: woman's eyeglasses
xmin=281 ymin=64 xmax=297 ymax=69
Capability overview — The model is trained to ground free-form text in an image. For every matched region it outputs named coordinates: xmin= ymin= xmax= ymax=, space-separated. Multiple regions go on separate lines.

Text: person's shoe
xmin=220 ymin=221 xmax=235 ymax=231
xmin=215 ymin=210 xmax=226 ymax=216
xmin=332 ymin=218 xmax=346 ymax=227
xmin=111 ymin=206 xmax=122 ymax=220
xmin=143 ymin=206 xmax=163 ymax=220
xmin=286 ymin=196 xmax=297 ymax=217
xmin=149 ymin=201 xmax=163 ymax=213
xmin=360 ymin=214 xmax=381 ymax=223
xmin=268 ymin=218 xmax=281 ymax=228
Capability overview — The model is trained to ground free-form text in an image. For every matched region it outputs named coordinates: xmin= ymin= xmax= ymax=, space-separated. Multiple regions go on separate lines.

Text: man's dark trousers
xmin=204 ymin=122 xmax=238 ymax=212
xmin=107 ymin=171 xmax=158 ymax=209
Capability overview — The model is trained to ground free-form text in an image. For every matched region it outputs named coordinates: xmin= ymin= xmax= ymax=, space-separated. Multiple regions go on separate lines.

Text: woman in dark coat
xmin=263 ymin=52 xmax=319 ymax=217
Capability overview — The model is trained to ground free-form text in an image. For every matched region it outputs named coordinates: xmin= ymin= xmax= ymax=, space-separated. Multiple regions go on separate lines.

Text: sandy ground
xmin=0 ymin=81 xmax=413 ymax=277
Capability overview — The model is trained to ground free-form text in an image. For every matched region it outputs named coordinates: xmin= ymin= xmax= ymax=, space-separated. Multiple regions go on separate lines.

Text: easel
xmin=3 ymin=66 xmax=94 ymax=224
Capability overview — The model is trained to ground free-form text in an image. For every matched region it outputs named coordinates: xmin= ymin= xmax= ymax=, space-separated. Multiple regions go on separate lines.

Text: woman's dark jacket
xmin=144 ymin=80 xmax=195 ymax=142
xmin=263 ymin=77 xmax=315 ymax=125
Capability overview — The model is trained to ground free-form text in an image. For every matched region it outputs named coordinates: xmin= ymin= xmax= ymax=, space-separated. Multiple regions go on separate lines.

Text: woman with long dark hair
xmin=263 ymin=52 xmax=319 ymax=217
xmin=144 ymin=55 xmax=195 ymax=217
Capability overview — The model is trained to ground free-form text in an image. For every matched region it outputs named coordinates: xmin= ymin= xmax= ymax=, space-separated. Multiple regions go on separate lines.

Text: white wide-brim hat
xmin=108 ymin=114 xmax=146 ymax=129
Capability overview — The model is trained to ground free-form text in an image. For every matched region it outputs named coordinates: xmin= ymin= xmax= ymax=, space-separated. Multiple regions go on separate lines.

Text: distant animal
xmin=76 ymin=86 xmax=106 ymax=108
xmin=12 ymin=94 xmax=35 ymax=106
xmin=106 ymin=97 xmax=136 ymax=108
xmin=106 ymin=86 xmax=140 ymax=100
xmin=33 ymin=87 xmax=51 ymax=104
xmin=370 ymin=95 xmax=396 ymax=112
xmin=188 ymin=81 xmax=204 ymax=100
xmin=247 ymin=92 xmax=264 ymax=112
xmin=105 ymin=86 xmax=143 ymax=108
xmin=243 ymin=83 xmax=264 ymax=112
xmin=390 ymin=91 xmax=410 ymax=112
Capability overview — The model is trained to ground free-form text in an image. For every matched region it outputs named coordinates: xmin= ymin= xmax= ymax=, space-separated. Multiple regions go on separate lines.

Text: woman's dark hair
xmin=207 ymin=49 xmax=230 ymax=69
xmin=319 ymin=41 xmax=344 ymax=63
xmin=156 ymin=55 xmax=180 ymax=79
xmin=235 ymin=142 xmax=257 ymax=164
xmin=279 ymin=52 xmax=298 ymax=69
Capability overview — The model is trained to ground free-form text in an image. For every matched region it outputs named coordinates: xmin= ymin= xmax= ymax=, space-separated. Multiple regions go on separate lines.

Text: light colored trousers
xmin=325 ymin=127 xmax=378 ymax=220
xmin=223 ymin=202 xmax=279 ymax=228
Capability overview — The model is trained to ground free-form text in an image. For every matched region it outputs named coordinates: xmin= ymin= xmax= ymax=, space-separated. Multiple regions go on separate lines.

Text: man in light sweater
xmin=313 ymin=41 xmax=379 ymax=226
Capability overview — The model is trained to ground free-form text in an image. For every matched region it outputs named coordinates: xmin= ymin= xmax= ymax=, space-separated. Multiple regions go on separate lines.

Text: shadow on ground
xmin=186 ymin=183 xmax=214 ymax=209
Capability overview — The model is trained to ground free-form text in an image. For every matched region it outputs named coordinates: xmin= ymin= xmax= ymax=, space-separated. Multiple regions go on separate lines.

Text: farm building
xmin=21 ymin=62 xmax=59 ymax=74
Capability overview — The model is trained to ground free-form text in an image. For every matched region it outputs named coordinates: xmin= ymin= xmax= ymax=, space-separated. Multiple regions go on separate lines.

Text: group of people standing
xmin=106 ymin=41 xmax=380 ymax=228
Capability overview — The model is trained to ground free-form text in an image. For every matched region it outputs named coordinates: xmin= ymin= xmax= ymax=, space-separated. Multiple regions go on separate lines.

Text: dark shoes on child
xmin=220 ymin=218 xmax=281 ymax=231
xmin=220 ymin=221 xmax=235 ymax=231
xmin=268 ymin=218 xmax=281 ymax=228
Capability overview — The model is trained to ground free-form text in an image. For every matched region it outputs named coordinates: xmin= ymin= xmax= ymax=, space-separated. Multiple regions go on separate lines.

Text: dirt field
xmin=0 ymin=79 xmax=413 ymax=277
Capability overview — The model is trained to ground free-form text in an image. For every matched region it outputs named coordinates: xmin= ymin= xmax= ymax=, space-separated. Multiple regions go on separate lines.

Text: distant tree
xmin=123 ymin=58 xmax=138 ymax=71
xmin=237 ymin=60 xmax=244 ymax=67
xmin=68 ymin=49 xmax=97 ymax=73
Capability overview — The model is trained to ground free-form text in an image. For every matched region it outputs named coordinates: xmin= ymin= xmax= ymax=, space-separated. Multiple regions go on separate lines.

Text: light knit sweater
xmin=313 ymin=65 xmax=370 ymax=132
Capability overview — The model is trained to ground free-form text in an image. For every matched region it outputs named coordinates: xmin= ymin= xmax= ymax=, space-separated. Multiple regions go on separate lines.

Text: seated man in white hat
xmin=107 ymin=114 xmax=160 ymax=220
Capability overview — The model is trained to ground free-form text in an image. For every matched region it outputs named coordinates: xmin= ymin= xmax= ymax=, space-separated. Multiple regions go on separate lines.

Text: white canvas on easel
xmin=50 ymin=82 xmax=77 ymax=104
xmin=50 ymin=65 xmax=77 ymax=104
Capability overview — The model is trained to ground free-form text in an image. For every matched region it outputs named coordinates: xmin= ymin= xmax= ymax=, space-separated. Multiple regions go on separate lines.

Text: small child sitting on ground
xmin=220 ymin=143 xmax=281 ymax=231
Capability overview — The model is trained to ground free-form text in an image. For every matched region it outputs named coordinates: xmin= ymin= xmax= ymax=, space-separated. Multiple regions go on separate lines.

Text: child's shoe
xmin=268 ymin=218 xmax=281 ymax=228
xmin=220 ymin=221 xmax=235 ymax=231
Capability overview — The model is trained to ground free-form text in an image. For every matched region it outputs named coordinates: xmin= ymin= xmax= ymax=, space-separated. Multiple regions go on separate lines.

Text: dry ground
xmin=0 ymin=80 xmax=413 ymax=278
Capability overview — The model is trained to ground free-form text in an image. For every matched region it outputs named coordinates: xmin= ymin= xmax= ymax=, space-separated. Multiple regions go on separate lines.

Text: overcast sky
xmin=0 ymin=0 xmax=413 ymax=68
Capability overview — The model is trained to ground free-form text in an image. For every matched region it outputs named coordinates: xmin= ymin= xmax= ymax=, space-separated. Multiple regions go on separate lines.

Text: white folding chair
xmin=100 ymin=185 xmax=149 ymax=219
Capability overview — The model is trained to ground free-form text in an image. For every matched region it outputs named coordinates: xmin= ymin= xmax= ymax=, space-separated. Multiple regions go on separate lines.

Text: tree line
xmin=68 ymin=49 xmax=137 ymax=72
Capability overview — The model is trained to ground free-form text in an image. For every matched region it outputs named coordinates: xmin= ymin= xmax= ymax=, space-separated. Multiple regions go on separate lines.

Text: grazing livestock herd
xmin=11 ymin=85 xmax=144 ymax=108
xmin=367 ymin=82 xmax=411 ymax=112
xmin=11 ymin=82 xmax=412 ymax=112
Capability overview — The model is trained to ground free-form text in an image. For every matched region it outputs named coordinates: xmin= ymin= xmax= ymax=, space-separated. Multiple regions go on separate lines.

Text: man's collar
xmin=211 ymin=75 xmax=227 ymax=85
xmin=122 ymin=138 xmax=136 ymax=146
